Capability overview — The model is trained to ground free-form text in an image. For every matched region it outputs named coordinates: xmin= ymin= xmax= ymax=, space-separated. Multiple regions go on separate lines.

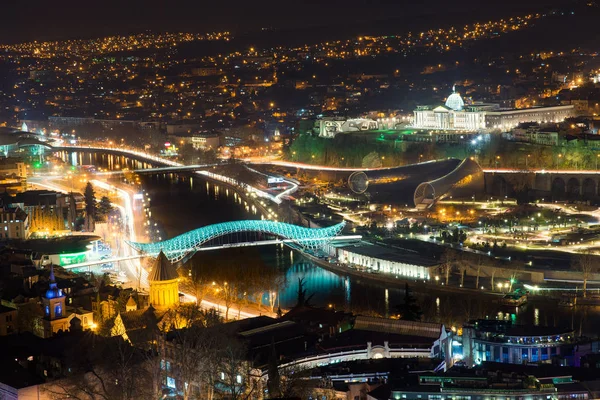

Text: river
xmin=64 ymin=150 xmax=600 ymax=335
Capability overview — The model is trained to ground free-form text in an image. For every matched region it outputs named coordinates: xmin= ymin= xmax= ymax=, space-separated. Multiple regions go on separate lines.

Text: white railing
xmin=269 ymin=347 xmax=431 ymax=377
xmin=58 ymin=144 xmax=283 ymax=204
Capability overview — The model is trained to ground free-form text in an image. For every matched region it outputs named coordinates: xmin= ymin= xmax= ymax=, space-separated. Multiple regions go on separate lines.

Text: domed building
xmin=413 ymin=85 xmax=576 ymax=131
xmin=413 ymin=85 xmax=491 ymax=131
xmin=148 ymin=251 xmax=180 ymax=309
xmin=445 ymin=86 xmax=464 ymax=111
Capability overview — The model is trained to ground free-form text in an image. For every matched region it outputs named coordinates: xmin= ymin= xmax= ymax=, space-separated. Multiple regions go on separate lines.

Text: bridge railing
xmin=263 ymin=347 xmax=431 ymax=378
xmin=57 ymin=144 xmax=283 ymax=204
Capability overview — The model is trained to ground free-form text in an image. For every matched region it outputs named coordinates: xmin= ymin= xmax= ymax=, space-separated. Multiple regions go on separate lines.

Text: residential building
xmin=191 ymin=133 xmax=220 ymax=150
xmin=0 ymin=207 xmax=29 ymax=239
xmin=504 ymin=126 xmax=560 ymax=146
xmin=369 ymin=365 xmax=592 ymax=400
xmin=0 ymin=158 xmax=26 ymax=179
xmin=0 ymin=305 xmax=17 ymax=336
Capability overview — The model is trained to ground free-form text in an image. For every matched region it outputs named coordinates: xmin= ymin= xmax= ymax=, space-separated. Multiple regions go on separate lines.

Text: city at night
xmin=3 ymin=1 xmax=600 ymax=399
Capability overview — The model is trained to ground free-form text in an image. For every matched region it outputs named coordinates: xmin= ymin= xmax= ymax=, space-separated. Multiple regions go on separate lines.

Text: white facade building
xmin=413 ymin=105 xmax=487 ymax=131
xmin=413 ymin=89 xmax=575 ymax=132
xmin=317 ymin=118 xmax=378 ymax=138
xmin=334 ymin=243 xmax=437 ymax=280
xmin=485 ymin=105 xmax=575 ymax=130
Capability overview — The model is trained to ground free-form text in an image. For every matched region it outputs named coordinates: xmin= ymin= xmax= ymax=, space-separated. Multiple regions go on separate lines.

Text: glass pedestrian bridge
xmin=127 ymin=220 xmax=347 ymax=262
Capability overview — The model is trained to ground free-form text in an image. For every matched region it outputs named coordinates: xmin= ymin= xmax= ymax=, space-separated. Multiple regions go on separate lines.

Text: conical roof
xmin=126 ymin=296 xmax=137 ymax=308
xmin=45 ymin=264 xmax=63 ymax=299
xmin=148 ymin=251 xmax=177 ymax=282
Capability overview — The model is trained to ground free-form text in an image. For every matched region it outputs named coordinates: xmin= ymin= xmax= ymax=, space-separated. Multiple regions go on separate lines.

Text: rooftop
xmin=354 ymin=315 xmax=444 ymax=339
xmin=148 ymin=251 xmax=177 ymax=281
xmin=339 ymin=242 xmax=441 ymax=267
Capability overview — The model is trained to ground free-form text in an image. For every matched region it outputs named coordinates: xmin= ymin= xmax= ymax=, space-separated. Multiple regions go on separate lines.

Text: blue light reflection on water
xmin=69 ymin=151 xmax=600 ymax=333
xmin=137 ymin=171 xmax=599 ymax=332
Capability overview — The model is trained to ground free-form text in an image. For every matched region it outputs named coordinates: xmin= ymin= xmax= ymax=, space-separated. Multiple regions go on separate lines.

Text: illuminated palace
xmin=413 ymin=87 xmax=575 ymax=131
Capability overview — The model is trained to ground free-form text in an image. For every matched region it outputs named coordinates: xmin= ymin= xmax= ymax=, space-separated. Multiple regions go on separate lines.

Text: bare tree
xmin=475 ymin=256 xmax=483 ymax=289
xmin=217 ymin=282 xmax=238 ymax=321
xmin=572 ymin=250 xmax=598 ymax=298
xmin=180 ymin=261 xmax=213 ymax=306
xmin=166 ymin=326 xmax=220 ymax=400
xmin=441 ymin=249 xmax=460 ymax=286
xmin=458 ymin=263 xmax=468 ymax=287
xmin=44 ymin=335 xmax=159 ymax=400
xmin=216 ymin=338 xmax=261 ymax=400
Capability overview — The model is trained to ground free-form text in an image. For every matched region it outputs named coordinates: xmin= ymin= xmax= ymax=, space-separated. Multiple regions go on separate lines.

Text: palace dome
xmin=445 ymin=87 xmax=464 ymax=111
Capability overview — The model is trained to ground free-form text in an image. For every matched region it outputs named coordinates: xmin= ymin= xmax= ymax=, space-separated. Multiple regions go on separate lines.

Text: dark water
xmin=64 ymin=150 xmax=600 ymax=334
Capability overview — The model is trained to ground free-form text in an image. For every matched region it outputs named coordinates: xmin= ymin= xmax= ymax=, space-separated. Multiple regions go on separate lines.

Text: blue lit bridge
xmin=127 ymin=220 xmax=350 ymax=262
xmin=62 ymin=220 xmax=359 ymax=270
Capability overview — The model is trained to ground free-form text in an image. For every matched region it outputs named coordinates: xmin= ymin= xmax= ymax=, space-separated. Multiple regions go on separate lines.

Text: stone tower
xmin=40 ymin=265 xmax=69 ymax=337
xmin=148 ymin=251 xmax=179 ymax=309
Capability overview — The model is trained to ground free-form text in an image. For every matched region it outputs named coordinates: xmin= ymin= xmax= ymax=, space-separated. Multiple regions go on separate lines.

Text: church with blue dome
xmin=37 ymin=265 xmax=95 ymax=338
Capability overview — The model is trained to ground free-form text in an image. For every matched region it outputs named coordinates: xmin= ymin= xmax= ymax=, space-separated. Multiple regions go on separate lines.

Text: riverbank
xmin=302 ymin=250 xmax=515 ymax=298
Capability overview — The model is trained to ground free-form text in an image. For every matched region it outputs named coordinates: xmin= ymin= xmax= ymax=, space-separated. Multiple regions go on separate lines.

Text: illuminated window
xmin=166 ymin=376 xmax=176 ymax=389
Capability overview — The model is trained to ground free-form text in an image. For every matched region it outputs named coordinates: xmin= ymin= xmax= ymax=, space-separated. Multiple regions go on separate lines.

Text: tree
xmin=216 ymin=337 xmax=261 ymax=400
xmin=396 ymin=283 xmax=422 ymax=321
xmin=68 ymin=192 xmax=78 ymax=231
xmin=97 ymin=196 xmax=113 ymax=221
xmin=507 ymin=260 xmax=522 ymax=293
xmin=441 ymin=249 xmax=459 ymax=286
xmin=180 ymin=261 xmax=213 ymax=307
xmin=361 ymin=151 xmax=383 ymax=168
xmin=295 ymin=277 xmax=313 ymax=307
xmin=84 ymin=182 xmax=97 ymax=232
xmin=217 ymin=282 xmax=237 ymax=321
xmin=474 ymin=256 xmax=483 ymax=289
xmin=84 ymin=182 xmax=97 ymax=220
xmin=16 ymin=301 xmax=43 ymax=334
xmin=44 ymin=334 xmax=160 ymax=400
xmin=167 ymin=326 xmax=220 ymax=400
xmin=572 ymin=250 xmax=597 ymax=298
xmin=458 ymin=263 xmax=468 ymax=287
xmin=266 ymin=340 xmax=281 ymax=398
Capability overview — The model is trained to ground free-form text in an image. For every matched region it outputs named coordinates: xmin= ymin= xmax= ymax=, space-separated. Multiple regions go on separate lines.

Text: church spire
xmin=49 ymin=264 xmax=58 ymax=290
